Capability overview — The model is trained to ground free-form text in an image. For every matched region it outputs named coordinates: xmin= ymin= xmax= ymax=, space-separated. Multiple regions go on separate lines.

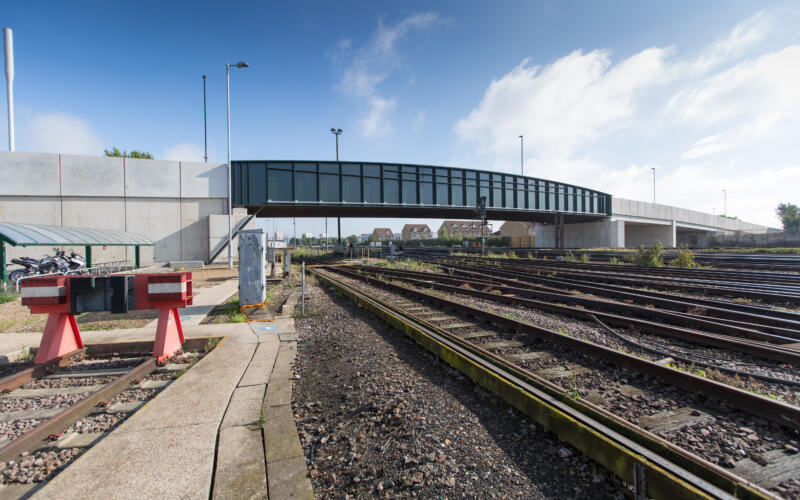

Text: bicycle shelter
xmin=0 ymin=222 xmax=154 ymax=285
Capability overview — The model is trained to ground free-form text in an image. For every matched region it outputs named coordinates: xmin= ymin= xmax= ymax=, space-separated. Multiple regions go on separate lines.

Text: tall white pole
xmin=519 ymin=135 xmax=523 ymax=175
xmin=651 ymin=167 xmax=656 ymax=204
xmin=226 ymin=63 xmax=233 ymax=268
xmin=3 ymin=28 xmax=14 ymax=152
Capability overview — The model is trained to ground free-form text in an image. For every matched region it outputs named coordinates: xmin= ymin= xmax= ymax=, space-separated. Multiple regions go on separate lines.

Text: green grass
xmin=0 ymin=289 xmax=19 ymax=304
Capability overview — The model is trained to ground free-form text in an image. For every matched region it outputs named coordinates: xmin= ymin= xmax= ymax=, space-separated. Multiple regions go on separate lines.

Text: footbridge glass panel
xmin=231 ymin=161 xmax=611 ymax=222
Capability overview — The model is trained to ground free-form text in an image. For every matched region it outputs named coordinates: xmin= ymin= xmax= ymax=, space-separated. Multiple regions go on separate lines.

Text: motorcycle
xmin=7 ymin=257 xmax=40 ymax=285
xmin=58 ymin=250 xmax=88 ymax=274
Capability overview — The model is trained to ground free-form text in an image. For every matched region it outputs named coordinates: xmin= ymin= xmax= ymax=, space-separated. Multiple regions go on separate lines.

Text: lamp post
xmin=723 ymin=189 xmax=727 ymax=217
xmin=202 ymin=75 xmax=208 ymax=162
xmin=226 ymin=61 xmax=249 ymax=269
xmin=519 ymin=135 xmax=523 ymax=175
xmin=330 ymin=128 xmax=343 ymax=244
xmin=651 ymin=167 xmax=656 ymax=204
xmin=3 ymin=28 xmax=14 ymax=152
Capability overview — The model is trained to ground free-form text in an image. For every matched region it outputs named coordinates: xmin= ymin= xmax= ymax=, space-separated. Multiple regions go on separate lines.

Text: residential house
xmin=438 ymin=220 xmax=484 ymax=239
xmin=499 ymin=221 xmax=536 ymax=248
xmin=372 ymin=228 xmax=394 ymax=241
xmin=401 ymin=224 xmax=433 ymax=241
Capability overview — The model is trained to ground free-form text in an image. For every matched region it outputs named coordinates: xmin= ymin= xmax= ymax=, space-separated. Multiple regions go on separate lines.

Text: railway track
xmin=0 ymin=341 xmax=211 ymax=494
xmin=411 ymin=254 xmax=800 ymax=305
xmin=312 ymin=264 xmax=800 ymax=499
xmin=404 ymin=248 xmax=800 ymax=272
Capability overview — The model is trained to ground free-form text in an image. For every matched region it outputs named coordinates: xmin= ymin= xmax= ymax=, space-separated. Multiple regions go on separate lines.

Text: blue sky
xmin=2 ymin=1 xmax=799 ymax=236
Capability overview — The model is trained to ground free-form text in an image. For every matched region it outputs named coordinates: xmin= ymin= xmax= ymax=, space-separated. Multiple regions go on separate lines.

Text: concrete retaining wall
xmin=535 ymin=220 xmax=624 ymax=248
xmin=0 ymin=151 xmax=235 ymax=265
xmin=612 ymin=198 xmax=768 ymax=233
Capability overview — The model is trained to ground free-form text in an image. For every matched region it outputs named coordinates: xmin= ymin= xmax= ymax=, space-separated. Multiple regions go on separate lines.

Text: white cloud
xmin=693 ymin=11 xmax=772 ymax=72
xmin=666 ymin=46 xmax=800 ymax=128
xmin=23 ymin=112 xmax=103 ymax=155
xmin=680 ymin=133 xmax=733 ymax=160
xmin=360 ymin=97 xmax=396 ymax=138
xmin=453 ymin=9 xmax=796 ymax=226
xmin=333 ymin=12 xmax=443 ymax=136
xmin=161 ymin=142 xmax=205 ymax=162
xmin=454 ymin=47 xmax=674 ymax=162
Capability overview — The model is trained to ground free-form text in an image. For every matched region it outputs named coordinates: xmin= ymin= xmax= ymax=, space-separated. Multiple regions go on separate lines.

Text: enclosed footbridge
xmin=231 ymin=160 xmax=611 ymax=223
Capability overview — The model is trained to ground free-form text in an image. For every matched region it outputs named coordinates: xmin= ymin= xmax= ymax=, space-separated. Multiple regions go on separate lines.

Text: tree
xmin=346 ymin=234 xmax=358 ymax=244
xmin=776 ymin=202 xmax=800 ymax=234
xmin=104 ymin=147 xmax=154 ymax=160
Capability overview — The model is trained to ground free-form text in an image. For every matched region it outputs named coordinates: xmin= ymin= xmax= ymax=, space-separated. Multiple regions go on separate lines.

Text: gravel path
xmin=293 ymin=282 xmax=625 ymax=499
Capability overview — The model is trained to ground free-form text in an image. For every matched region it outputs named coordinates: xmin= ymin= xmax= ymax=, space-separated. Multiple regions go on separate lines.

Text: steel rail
xmin=350 ymin=265 xmax=800 ymax=368
xmin=0 ymin=348 xmax=86 ymax=393
xmin=327 ymin=265 xmax=800 ymax=431
xmin=415 ymin=262 xmax=800 ymax=338
xmin=312 ymin=267 xmax=772 ymax=500
xmin=356 ymin=264 xmax=800 ymax=346
xmin=426 ymin=259 xmax=800 ymax=324
xmin=0 ymin=357 xmax=159 ymax=463
xmin=427 ymin=256 xmax=800 ymax=304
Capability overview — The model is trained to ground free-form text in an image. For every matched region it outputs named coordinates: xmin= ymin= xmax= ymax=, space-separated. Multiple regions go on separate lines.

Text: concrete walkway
xmin=30 ymin=320 xmax=312 ymax=499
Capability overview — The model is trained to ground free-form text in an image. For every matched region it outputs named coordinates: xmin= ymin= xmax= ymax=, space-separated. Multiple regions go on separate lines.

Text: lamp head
xmin=236 ymin=61 xmax=249 ymax=68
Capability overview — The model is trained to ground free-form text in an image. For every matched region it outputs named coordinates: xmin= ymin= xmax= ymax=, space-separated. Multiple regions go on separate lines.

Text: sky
xmin=2 ymin=1 xmax=799 ymax=237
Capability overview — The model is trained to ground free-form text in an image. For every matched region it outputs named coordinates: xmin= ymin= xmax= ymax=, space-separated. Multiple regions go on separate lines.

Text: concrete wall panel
xmin=125 ymin=198 xmax=181 ymax=263
xmin=60 ymin=154 xmax=124 ymax=197
xmin=181 ymin=161 xmax=227 ymax=198
xmin=0 ymin=152 xmax=61 ymax=196
xmin=125 ymin=158 xmax=180 ymax=198
xmin=0 ymin=196 xmax=61 ymax=225
xmin=181 ymin=198 xmax=225 ymax=261
xmin=61 ymin=197 xmax=127 ymax=262
xmin=624 ymin=222 xmax=676 ymax=248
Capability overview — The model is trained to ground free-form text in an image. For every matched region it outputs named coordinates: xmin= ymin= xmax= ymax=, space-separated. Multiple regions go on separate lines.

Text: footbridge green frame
xmin=232 ymin=161 xmax=612 ymax=222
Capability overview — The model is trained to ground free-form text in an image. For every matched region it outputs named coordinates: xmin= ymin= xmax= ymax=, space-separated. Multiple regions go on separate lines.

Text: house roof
xmin=403 ymin=224 xmax=430 ymax=232
xmin=372 ymin=227 xmax=393 ymax=235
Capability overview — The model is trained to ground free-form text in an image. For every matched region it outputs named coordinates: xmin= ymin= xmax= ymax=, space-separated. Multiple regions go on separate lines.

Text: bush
xmin=634 ymin=242 xmax=664 ymax=267
xmin=670 ymin=245 xmax=699 ymax=269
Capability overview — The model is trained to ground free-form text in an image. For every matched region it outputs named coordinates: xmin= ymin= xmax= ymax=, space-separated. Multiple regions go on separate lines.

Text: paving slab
xmin=221 ymin=384 xmax=266 ymax=429
xmin=267 ymin=456 xmax=314 ymax=500
xmin=263 ymin=404 xmax=304 ymax=464
xmin=33 ymin=421 xmax=220 ymax=500
xmin=239 ymin=338 xmax=280 ymax=387
xmin=213 ymin=425 xmax=268 ymax=500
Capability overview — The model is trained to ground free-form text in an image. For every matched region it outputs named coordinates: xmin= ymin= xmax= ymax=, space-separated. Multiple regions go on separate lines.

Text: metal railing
xmin=13 ymin=260 xmax=133 ymax=292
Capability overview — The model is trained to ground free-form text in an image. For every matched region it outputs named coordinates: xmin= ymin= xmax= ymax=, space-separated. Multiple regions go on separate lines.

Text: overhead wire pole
xmin=519 ymin=135 xmax=523 ymax=175
xmin=202 ymin=75 xmax=208 ymax=162
xmin=331 ymin=128 xmax=343 ymax=245
xmin=225 ymin=61 xmax=249 ymax=269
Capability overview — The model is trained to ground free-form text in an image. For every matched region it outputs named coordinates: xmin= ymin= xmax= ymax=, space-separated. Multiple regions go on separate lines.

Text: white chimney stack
xmin=3 ymin=27 xmax=14 ymax=151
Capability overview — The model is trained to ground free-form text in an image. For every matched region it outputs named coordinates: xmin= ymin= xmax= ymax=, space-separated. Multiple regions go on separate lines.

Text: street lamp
xmin=723 ymin=189 xmax=727 ymax=217
xmin=226 ymin=61 xmax=249 ymax=269
xmin=330 ymin=128 xmax=343 ymax=245
xmin=651 ymin=167 xmax=656 ymax=204
xmin=202 ymin=75 xmax=208 ymax=163
xmin=519 ymin=135 xmax=523 ymax=175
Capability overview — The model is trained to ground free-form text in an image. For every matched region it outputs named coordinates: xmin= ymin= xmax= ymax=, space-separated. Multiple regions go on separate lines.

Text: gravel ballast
xmin=293 ymin=282 xmax=625 ymax=499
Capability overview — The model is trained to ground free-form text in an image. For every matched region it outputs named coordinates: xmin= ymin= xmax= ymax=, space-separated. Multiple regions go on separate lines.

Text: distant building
xmin=319 ymin=233 xmax=328 ymax=240
xmin=438 ymin=220 xmax=483 ymax=239
xmin=302 ymin=232 xmax=313 ymax=239
xmin=372 ymin=228 xmax=394 ymax=241
xmin=273 ymin=232 xmax=285 ymax=241
xmin=358 ymin=233 xmax=371 ymax=243
xmin=401 ymin=224 xmax=433 ymax=241
xmin=499 ymin=221 xmax=535 ymax=248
